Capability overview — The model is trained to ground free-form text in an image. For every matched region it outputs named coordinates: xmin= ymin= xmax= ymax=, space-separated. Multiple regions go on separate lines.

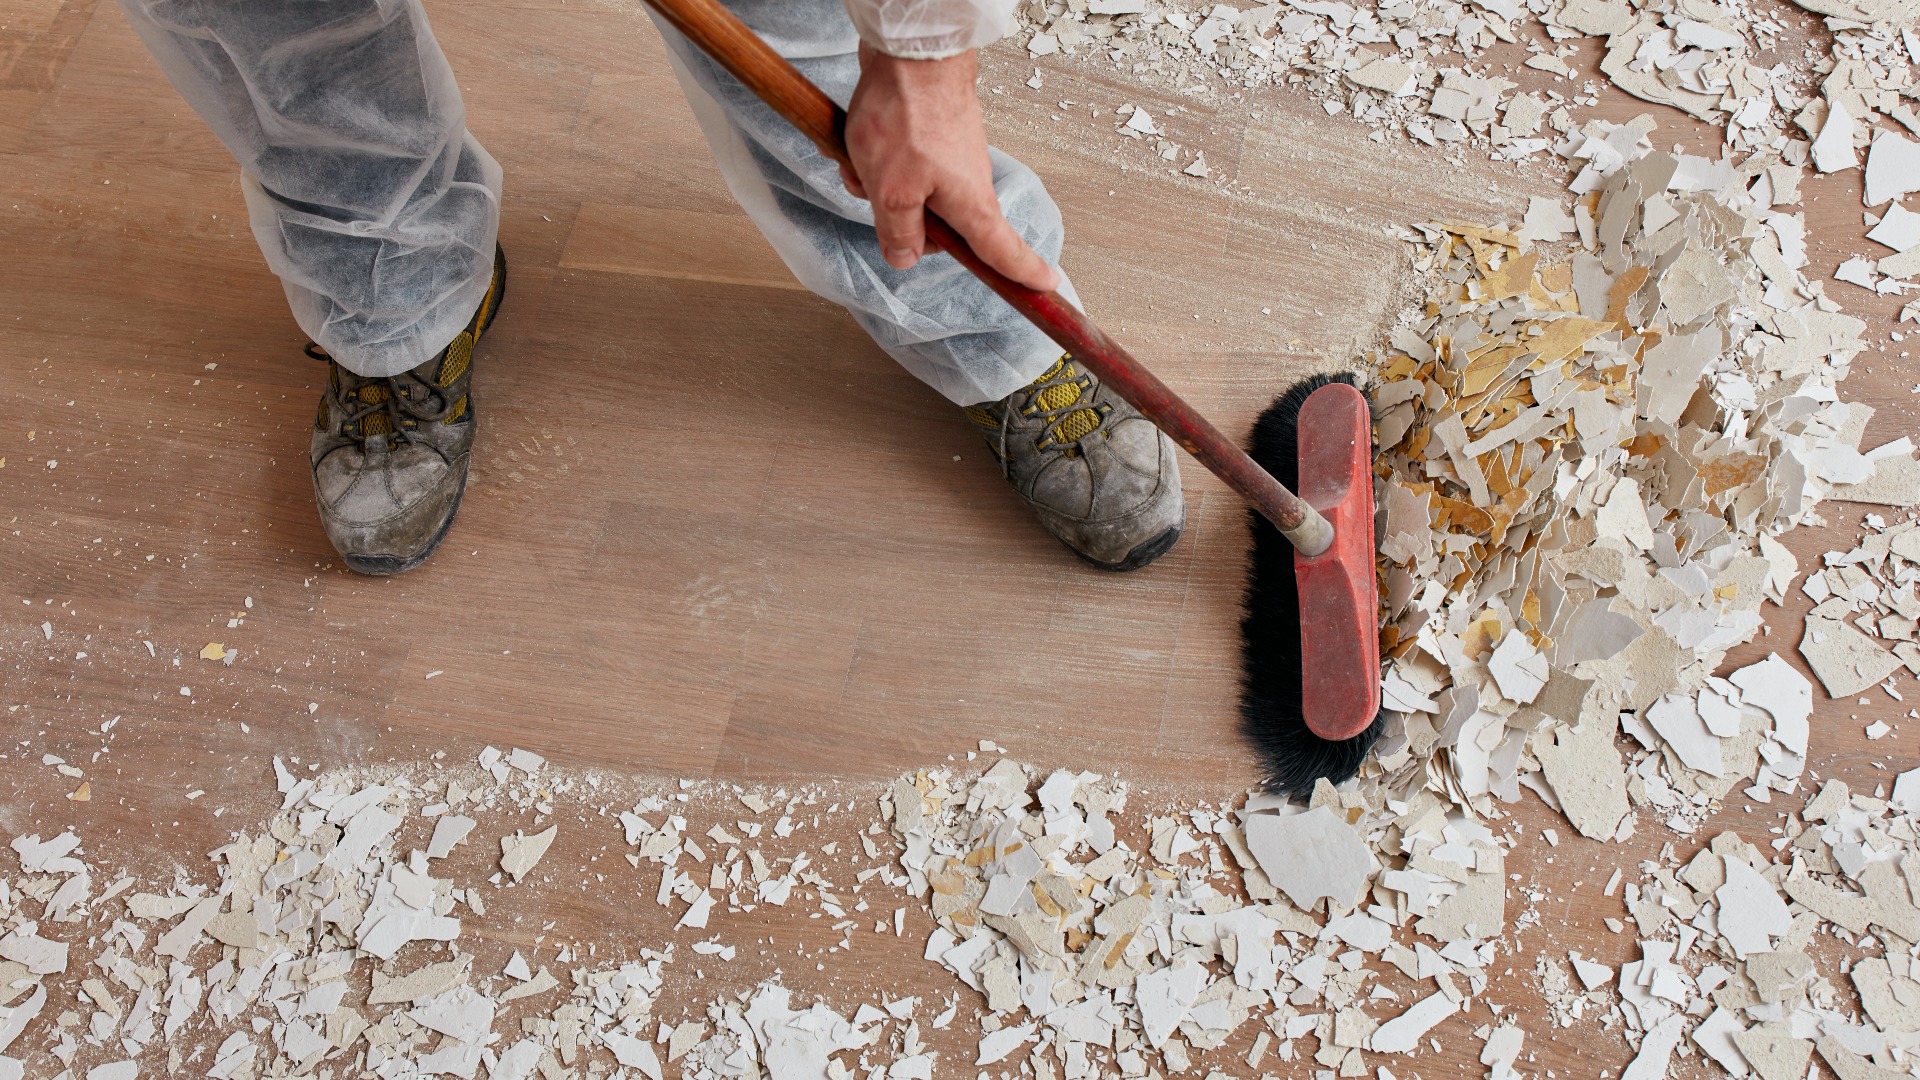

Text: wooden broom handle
xmin=642 ymin=0 xmax=1334 ymax=553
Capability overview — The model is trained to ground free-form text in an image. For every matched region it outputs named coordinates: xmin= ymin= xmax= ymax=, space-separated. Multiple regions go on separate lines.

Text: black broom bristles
xmin=1240 ymin=371 xmax=1384 ymax=796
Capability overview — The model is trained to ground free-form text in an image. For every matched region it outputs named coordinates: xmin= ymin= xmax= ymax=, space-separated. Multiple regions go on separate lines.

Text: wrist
xmin=857 ymin=43 xmax=978 ymax=88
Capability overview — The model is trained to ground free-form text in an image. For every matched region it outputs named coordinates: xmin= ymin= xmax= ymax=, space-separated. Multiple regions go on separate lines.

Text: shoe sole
xmin=1071 ymin=520 xmax=1184 ymax=573
xmin=336 ymin=248 xmax=505 ymax=577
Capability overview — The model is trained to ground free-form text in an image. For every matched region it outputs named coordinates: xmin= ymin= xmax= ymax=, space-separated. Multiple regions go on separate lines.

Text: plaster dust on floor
xmin=6 ymin=0 xmax=1920 ymax=1074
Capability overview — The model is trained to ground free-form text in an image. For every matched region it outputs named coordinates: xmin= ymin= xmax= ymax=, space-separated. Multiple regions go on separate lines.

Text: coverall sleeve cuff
xmin=842 ymin=0 xmax=1019 ymax=60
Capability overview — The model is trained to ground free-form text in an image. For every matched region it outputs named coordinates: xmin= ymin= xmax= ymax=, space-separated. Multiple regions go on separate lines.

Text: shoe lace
xmin=1017 ymin=357 xmax=1111 ymax=455
xmin=306 ymin=342 xmax=458 ymax=445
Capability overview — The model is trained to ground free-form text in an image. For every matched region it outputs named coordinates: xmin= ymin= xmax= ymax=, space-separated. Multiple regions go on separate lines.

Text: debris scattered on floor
xmin=1010 ymin=0 xmax=1916 ymax=914
xmin=10 ymin=742 xmax=1920 ymax=1078
xmin=1015 ymin=0 xmax=1917 ymax=174
xmin=12 ymin=124 xmax=1913 ymax=1080
xmin=14 ymin=7 xmax=1917 ymax=1074
xmin=1358 ymin=107 xmax=1906 ymax=842
xmin=1013 ymin=0 xmax=1920 ymax=321
xmin=1798 ymin=510 xmax=1920 ymax=695
xmin=0 ymin=750 xmax=943 ymax=1080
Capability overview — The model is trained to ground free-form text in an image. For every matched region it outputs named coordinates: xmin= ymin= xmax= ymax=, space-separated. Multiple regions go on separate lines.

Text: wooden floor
xmin=3 ymin=0 xmax=1917 ymax=1076
xmin=0 ymin=0 xmax=1558 ymax=792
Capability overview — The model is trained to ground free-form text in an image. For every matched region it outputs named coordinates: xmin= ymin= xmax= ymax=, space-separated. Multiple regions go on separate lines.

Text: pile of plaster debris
xmin=12 ymin=745 xmax=1920 ymax=1079
xmin=1349 ymin=111 xmax=1920 ymax=840
xmin=885 ymin=756 xmax=1920 ymax=1079
xmin=0 ymin=748 xmax=956 ymax=1080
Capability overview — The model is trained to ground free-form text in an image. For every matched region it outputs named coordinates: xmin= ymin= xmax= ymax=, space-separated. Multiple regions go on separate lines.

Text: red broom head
xmin=1293 ymin=382 xmax=1383 ymax=741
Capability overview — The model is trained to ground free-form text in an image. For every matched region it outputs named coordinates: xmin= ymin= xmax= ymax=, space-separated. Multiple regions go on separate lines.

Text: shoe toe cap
xmin=314 ymin=445 xmax=468 ymax=567
xmin=1082 ymin=420 xmax=1182 ymax=518
xmin=1033 ymin=428 xmax=1185 ymax=567
xmin=315 ymin=444 xmax=456 ymax=520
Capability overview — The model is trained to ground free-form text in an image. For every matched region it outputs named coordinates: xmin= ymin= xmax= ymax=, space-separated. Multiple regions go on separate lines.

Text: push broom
xmin=641 ymin=0 xmax=1385 ymax=792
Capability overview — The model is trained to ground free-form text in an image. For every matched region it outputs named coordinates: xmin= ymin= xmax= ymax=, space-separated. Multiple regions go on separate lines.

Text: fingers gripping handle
xmin=639 ymin=0 xmax=1333 ymax=545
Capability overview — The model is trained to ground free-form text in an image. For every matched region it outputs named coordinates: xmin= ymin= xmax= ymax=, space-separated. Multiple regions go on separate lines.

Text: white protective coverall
xmin=120 ymin=0 xmax=1081 ymax=406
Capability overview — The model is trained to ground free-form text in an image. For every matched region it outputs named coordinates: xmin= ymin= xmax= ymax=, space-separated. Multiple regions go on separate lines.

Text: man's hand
xmin=841 ymin=45 xmax=1061 ymax=293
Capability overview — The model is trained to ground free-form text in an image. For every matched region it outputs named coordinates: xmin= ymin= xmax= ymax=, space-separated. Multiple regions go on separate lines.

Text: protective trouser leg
xmin=126 ymin=0 xmax=1068 ymax=403
xmin=121 ymin=0 xmax=501 ymax=378
xmin=649 ymin=0 xmax=1078 ymax=406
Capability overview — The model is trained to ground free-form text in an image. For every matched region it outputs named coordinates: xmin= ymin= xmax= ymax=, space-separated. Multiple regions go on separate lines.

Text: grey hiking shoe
xmin=965 ymin=355 xmax=1185 ymax=571
xmin=308 ymin=245 xmax=506 ymax=575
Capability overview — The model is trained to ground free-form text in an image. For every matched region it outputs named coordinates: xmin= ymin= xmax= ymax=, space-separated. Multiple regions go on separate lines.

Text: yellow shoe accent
xmin=355 ymin=382 xmax=395 ymax=436
xmin=308 ymin=244 xmax=500 ymax=440
xmin=439 ymin=330 xmax=475 ymax=425
xmin=1020 ymin=356 xmax=1110 ymax=454
xmin=1028 ymin=358 xmax=1084 ymax=411
xmin=440 ymin=330 xmax=474 ymax=386
xmin=439 ymin=245 xmax=502 ymax=425
xmin=1042 ymin=404 xmax=1105 ymax=445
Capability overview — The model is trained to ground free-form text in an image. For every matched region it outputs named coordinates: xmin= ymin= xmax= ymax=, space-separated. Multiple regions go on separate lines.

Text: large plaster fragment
xmin=1244 ymin=806 xmax=1377 ymax=914
xmin=1535 ymin=720 xmax=1631 ymax=839
xmin=1800 ymin=615 xmax=1902 ymax=697
xmin=499 ymin=826 xmax=558 ymax=883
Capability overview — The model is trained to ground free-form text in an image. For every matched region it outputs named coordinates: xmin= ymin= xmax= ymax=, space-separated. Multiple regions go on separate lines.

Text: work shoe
xmin=965 ymin=354 xmax=1185 ymax=571
xmin=308 ymin=245 xmax=506 ymax=575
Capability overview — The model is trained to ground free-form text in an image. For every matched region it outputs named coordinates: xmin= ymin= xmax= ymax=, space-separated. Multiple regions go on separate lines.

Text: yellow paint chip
xmin=1531 ymin=317 xmax=1613 ymax=364
xmin=1698 ymin=452 xmax=1766 ymax=497
xmin=1604 ymin=265 xmax=1650 ymax=326
xmin=200 ymin=642 xmax=227 ymax=662
xmin=1482 ymin=250 xmax=1539 ymax=301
